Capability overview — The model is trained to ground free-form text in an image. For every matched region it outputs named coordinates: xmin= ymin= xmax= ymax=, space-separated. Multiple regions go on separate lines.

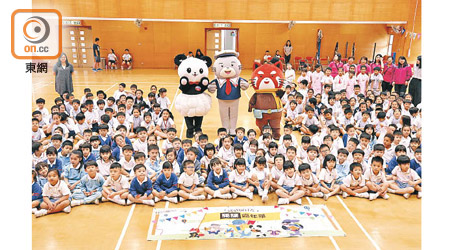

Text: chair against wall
xmin=320 ymin=57 xmax=329 ymax=66
xmin=294 ymin=56 xmax=302 ymax=70
xmin=306 ymin=56 xmax=314 ymax=66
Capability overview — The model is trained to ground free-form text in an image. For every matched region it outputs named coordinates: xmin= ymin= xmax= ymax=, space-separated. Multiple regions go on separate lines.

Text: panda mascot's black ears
xmin=201 ymin=56 xmax=212 ymax=68
xmin=174 ymin=54 xmax=187 ymax=66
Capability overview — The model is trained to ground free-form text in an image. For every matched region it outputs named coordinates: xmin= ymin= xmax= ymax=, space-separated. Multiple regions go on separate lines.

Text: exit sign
xmin=213 ymin=23 xmax=231 ymax=28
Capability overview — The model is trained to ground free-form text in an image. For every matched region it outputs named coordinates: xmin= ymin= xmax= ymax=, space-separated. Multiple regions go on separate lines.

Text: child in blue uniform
xmin=71 ymin=161 xmax=105 ymax=206
xmin=32 ymin=170 xmax=43 ymax=214
xmin=63 ymin=150 xmax=86 ymax=192
xmin=205 ymin=158 xmax=232 ymax=199
xmin=153 ymin=162 xmax=179 ymax=203
xmin=128 ymin=164 xmax=155 ymax=206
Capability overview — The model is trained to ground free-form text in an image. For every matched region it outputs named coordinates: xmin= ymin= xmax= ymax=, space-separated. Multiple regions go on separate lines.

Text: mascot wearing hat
xmin=208 ymin=50 xmax=249 ymax=136
xmin=248 ymin=58 xmax=285 ymax=140
xmin=174 ymin=54 xmax=212 ymax=138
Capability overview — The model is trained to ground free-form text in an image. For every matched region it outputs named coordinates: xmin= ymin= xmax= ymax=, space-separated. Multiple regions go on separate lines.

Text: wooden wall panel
xmin=33 ymin=0 xmax=415 ymax=21
xmin=69 ymin=21 xmax=391 ymax=69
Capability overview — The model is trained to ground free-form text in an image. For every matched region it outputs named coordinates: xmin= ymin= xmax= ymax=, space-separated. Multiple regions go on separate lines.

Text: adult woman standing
xmin=408 ymin=55 xmax=422 ymax=106
xmin=328 ymin=53 xmax=344 ymax=78
xmin=53 ymin=53 xmax=74 ymax=96
xmin=283 ymin=40 xmax=292 ymax=64
xmin=382 ymin=56 xmax=396 ymax=93
xmin=392 ymin=56 xmax=412 ymax=95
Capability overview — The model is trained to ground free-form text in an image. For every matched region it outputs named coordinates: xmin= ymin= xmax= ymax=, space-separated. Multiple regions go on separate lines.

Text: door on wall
xmin=62 ymin=26 xmax=94 ymax=68
xmin=205 ymin=28 xmax=239 ymax=60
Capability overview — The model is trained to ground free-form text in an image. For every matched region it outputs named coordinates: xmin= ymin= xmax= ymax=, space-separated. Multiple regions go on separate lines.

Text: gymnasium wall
xmin=63 ymin=21 xmax=392 ymax=69
xmin=33 ymin=0 xmax=421 ymax=68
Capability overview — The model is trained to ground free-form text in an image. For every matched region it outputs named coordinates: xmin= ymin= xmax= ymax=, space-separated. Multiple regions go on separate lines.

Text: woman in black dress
xmin=408 ymin=55 xmax=422 ymax=106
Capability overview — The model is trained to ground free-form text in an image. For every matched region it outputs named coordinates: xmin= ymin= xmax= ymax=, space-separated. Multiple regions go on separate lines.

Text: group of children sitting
xmin=31 ymin=59 xmax=422 ymax=218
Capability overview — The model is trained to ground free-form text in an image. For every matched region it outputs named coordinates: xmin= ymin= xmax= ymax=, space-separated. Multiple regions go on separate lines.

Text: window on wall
xmin=387 ymin=35 xmax=394 ymax=56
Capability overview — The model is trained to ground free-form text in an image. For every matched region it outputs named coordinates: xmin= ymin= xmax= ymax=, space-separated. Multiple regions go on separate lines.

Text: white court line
xmin=336 ymin=196 xmax=381 ymax=250
xmin=155 ymin=201 xmax=170 ymax=250
xmin=305 ymin=197 xmax=340 ymax=250
xmin=105 ymin=82 xmax=119 ymax=93
xmin=169 ymin=88 xmax=179 ymax=111
xmin=114 ymin=204 xmax=136 ymax=250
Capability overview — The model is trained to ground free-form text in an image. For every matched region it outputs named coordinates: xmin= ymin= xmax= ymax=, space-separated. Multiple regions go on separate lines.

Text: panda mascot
xmin=174 ymin=54 xmax=213 ymax=138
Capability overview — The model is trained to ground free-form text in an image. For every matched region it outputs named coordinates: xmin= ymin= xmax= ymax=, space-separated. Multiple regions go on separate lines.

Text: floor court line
xmin=306 ymin=197 xmax=340 ymax=250
xmin=155 ymin=201 xmax=170 ymax=250
xmin=114 ymin=204 xmax=136 ymax=250
xmin=336 ymin=196 xmax=381 ymax=250
xmin=115 ymin=87 xmax=179 ymax=250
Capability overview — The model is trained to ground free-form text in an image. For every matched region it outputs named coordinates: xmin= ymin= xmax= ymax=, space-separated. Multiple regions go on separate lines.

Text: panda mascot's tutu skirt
xmin=175 ymin=92 xmax=211 ymax=117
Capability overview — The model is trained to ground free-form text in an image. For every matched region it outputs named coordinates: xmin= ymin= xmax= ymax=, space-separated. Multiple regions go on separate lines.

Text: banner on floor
xmin=147 ymin=205 xmax=345 ymax=240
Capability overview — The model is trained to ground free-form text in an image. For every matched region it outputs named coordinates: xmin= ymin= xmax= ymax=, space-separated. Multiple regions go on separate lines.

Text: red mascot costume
xmin=248 ymin=59 xmax=285 ymax=140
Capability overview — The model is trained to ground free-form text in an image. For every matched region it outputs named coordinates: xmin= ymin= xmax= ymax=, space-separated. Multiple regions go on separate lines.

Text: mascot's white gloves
xmin=208 ymin=83 xmax=217 ymax=93
xmin=201 ymin=77 xmax=209 ymax=86
xmin=240 ymin=78 xmax=250 ymax=91
xmin=180 ymin=76 xmax=189 ymax=85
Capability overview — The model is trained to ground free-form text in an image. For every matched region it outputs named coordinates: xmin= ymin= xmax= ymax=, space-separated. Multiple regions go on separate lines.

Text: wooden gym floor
xmin=32 ymin=68 xmax=420 ymax=250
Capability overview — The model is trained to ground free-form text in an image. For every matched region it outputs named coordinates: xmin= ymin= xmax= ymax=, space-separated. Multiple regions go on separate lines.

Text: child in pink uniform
xmin=333 ymin=67 xmax=346 ymax=92
xmin=356 ymin=65 xmax=370 ymax=95
xmin=345 ymin=70 xmax=357 ymax=99
xmin=310 ymin=64 xmax=324 ymax=95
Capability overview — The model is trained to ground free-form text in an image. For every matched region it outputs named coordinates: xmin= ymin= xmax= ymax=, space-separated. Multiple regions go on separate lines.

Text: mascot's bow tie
xmin=225 ymin=78 xmax=232 ymax=95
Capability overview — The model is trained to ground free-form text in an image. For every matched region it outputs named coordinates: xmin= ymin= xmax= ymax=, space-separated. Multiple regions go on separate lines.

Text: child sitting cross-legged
xmin=152 ymin=162 xmax=179 ymax=203
xmin=178 ymin=160 xmax=206 ymax=202
xmin=388 ymin=155 xmax=422 ymax=199
xmin=364 ymin=156 xmax=390 ymax=201
xmin=34 ymin=169 xmax=72 ymax=218
xmin=340 ymin=162 xmax=370 ymax=199
xmin=229 ymin=158 xmax=254 ymax=200
xmin=127 ymin=164 xmax=155 ymax=206
xmin=71 ymin=161 xmax=105 ymax=207
xmin=205 ymin=158 xmax=232 ymax=199
xmin=102 ymin=162 xmax=130 ymax=205
xmin=275 ymin=161 xmax=305 ymax=205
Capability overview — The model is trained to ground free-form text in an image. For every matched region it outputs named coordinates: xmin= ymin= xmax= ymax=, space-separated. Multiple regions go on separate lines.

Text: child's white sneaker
xmin=168 ymin=197 xmax=178 ymax=204
xmin=387 ymin=188 xmax=396 ymax=194
xmin=417 ymin=192 xmax=422 ymax=199
xmin=34 ymin=209 xmax=48 ymax=218
xmin=369 ymin=193 xmax=379 ymax=201
xmin=198 ymin=195 xmax=206 ymax=200
xmin=262 ymin=194 xmax=268 ymax=203
xmin=223 ymin=193 xmax=233 ymax=199
xmin=71 ymin=200 xmax=82 ymax=207
xmin=257 ymin=187 xmax=264 ymax=196
xmin=179 ymin=197 xmax=185 ymax=202
xmin=143 ymin=200 xmax=155 ymax=206
xmin=278 ymin=198 xmax=289 ymax=205
xmin=382 ymin=194 xmax=390 ymax=199
xmin=126 ymin=199 xmax=133 ymax=205
xmin=32 ymin=208 xmax=38 ymax=214
xmin=154 ymin=197 xmax=160 ymax=203
xmin=63 ymin=206 xmax=71 ymax=213
xmin=94 ymin=198 xmax=100 ymax=205
xmin=207 ymin=194 xmax=212 ymax=200
xmin=323 ymin=194 xmax=330 ymax=201
xmin=295 ymin=199 xmax=302 ymax=205
xmin=312 ymin=192 xmax=324 ymax=198
xmin=101 ymin=197 xmax=108 ymax=202
xmin=232 ymin=193 xmax=238 ymax=199
xmin=358 ymin=192 xmax=370 ymax=199
xmin=116 ymin=199 xmax=126 ymax=205
xmin=342 ymin=192 xmax=348 ymax=199
xmin=403 ymin=193 xmax=411 ymax=199
xmin=247 ymin=192 xmax=254 ymax=201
